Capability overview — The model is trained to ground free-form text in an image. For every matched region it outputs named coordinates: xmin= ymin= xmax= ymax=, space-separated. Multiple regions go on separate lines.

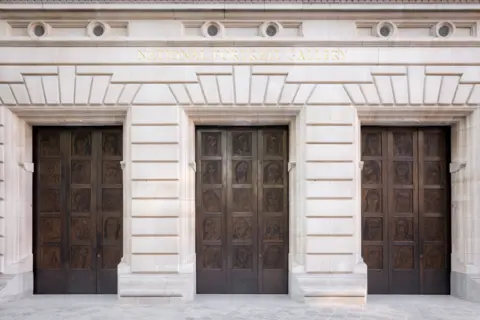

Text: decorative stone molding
xmin=449 ymin=161 xmax=467 ymax=174
xmin=358 ymin=161 xmax=364 ymax=171
xmin=19 ymin=163 xmax=33 ymax=173
xmin=288 ymin=161 xmax=296 ymax=172
xmin=86 ymin=20 xmax=110 ymax=38
xmin=373 ymin=21 xmax=397 ymax=38
xmin=433 ymin=21 xmax=456 ymax=38
xmin=120 ymin=160 xmax=126 ymax=171
xmin=188 ymin=162 xmax=196 ymax=172
xmin=201 ymin=21 xmax=225 ymax=38
xmin=26 ymin=21 xmax=50 ymax=39
xmin=259 ymin=21 xmax=283 ymax=38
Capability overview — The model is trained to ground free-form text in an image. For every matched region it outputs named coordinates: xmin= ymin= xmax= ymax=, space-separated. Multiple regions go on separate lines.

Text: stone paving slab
xmin=0 ymin=295 xmax=479 ymax=320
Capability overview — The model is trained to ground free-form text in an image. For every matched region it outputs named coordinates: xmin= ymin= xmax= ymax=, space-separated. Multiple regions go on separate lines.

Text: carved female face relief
xmin=363 ymin=160 xmax=381 ymax=185
xmin=234 ymin=161 xmax=249 ymax=184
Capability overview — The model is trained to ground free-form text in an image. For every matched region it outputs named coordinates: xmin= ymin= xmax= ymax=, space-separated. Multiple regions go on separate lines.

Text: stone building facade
xmin=0 ymin=0 xmax=480 ymax=304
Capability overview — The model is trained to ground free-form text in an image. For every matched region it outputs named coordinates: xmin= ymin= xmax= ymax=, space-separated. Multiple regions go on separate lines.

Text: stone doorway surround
xmin=0 ymin=47 xmax=480 ymax=304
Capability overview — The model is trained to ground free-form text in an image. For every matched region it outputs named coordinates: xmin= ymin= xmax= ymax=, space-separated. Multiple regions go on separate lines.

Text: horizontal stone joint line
xmin=131 ymin=142 xmax=179 ymax=145
xmin=131 ymin=124 xmax=179 ymax=127
xmin=131 ymin=160 xmax=179 ymax=163
xmin=306 ymin=253 xmax=354 ymax=256
xmin=305 ymin=142 xmax=353 ymax=145
xmin=131 ymin=253 xmax=179 ymax=256
xmin=305 ymin=215 xmax=354 ymax=218
xmin=307 ymin=234 xmax=354 ymax=237
xmin=305 ymin=178 xmax=353 ymax=182
xmin=306 ymin=123 xmax=353 ymax=127
xmin=306 ymin=197 xmax=353 ymax=200
xmin=132 ymin=197 xmax=179 ymax=200
xmin=306 ymin=160 xmax=354 ymax=163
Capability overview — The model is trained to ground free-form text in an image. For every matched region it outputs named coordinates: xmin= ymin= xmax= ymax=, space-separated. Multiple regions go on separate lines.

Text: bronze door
xmin=33 ymin=127 xmax=123 ymax=294
xmin=196 ymin=127 xmax=288 ymax=294
xmin=361 ymin=127 xmax=450 ymax=294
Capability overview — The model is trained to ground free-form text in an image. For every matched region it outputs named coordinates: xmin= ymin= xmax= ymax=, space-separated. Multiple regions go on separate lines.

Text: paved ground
xmin=0 ymin=294 xmax=479 ymax=320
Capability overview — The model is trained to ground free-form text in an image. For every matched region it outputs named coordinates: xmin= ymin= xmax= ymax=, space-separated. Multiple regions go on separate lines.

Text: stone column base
xmin=289 ymin=272 xmax=367 ymax=305
xmin=451 ymin=271 xmax=480 ymax=303
xmin=118 ymin=263 xmax=195 ymax=303
xmin=0 ymin=272 xmax=33 ymax=303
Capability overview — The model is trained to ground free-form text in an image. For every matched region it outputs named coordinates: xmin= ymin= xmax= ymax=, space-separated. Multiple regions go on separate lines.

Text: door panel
xmin=258 ymin=128 xmax=288 ymax=294
xmin=34 ymin=127 xmax=123 ymax=294
xmin=361 ymin=127 xmax=450 ymax=294
xmin=388 ymin=129 xmax=419 ymax=294
xmin=196 ymin=127 xmax=288 ymax=294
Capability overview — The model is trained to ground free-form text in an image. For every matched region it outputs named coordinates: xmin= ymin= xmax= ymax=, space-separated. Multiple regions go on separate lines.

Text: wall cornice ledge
xmin=357 ymin=106 xmax=476 ymax=124
xmin=2 ymin=4 xmax=480 ymax=12
xmin=3 ymin=38 xmax=480 ymax=48
xmin=183 ymin=106 xmax=301 ymax=124
xmin=7 ymin=106 xmax=128 ymax=124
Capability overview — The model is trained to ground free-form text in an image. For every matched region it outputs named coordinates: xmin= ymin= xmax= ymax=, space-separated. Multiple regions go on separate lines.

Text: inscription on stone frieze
xmin=138 ymin=48 xmax=346 ymax=62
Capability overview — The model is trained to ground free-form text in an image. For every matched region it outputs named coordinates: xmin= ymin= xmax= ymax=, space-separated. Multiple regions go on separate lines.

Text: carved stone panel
xmin=71 ymin=160 xmax=91 ymax=185
xmin=202 ymin=161 xmax=222 ymax=185
xmin=39 ymin=189 xmax=61 ymax=213
xmin=71 ymin=189 xmax=91 ymax=213
xmin=202 ymin=132 xmax=221 ymax=157
xmin=202 ymin=217 xmax=221 ymax=241
xmin=102 ymin=161 xmax=122 ymax=185
xmin=102 ymin=189 xmax=122 ymax=212
xmin=263 ymin=161 xmax=283 ymax=185
xmin=39 ymin=160 xmax=61 ymax=185
xmin=424 ymin=161 xmax=443 ymax=185
xmin=232 ymin=189 xmax=252 ymax=212
xmin=424 ymin=245 xmax=445 ymax=269
xmin=71 ymin=132 xmax=92 ymax=156
xmin=71 ymin=218 xmax=92 ymax=242
xmin=39 ymin=132 xmax=61 ymax=157
xmin=232 ymin=132 xmax=252 ymax=156
xmin=263 ymin=245 xmax=283 ymax=269
xmin=233 ymin=160 xmax=251 ymax=184
xmin=102 ymin=247 xmax=122 ymax=269
xmin=233 ymin=246 xmax=252 ymax=269
xmin=393 ymin=246 xmax=414 ymax=270
xmin=203 ymin=189 xmax=222 ymax=212
xmin=363 ymin=160 xmax=381 ymax=185
xmin=39 ymin=246 xmax=61 ymax=270
xmin=203 ymin=246 xmax=222 ymax=269
xmin=232 ymin=217 xmax=253 ymax=240
xmin=393 ymin=218 xmax=414 ymax=241
xmin=39 ymin=218 xmax=61 ymax=243
xmin=424 ymin=217 xmax=445 ymax=241
xmin=264 ymin=188 xmax=283 ymax=213
xmin=263 ymin=132 xmax=283 ymax=156
xmin=363 ymin=189 xmax=382 ymax=213
xmin=264 ymin=217 xmax=284 ymax=240
xmin=102 ymin=132 xmax=122 ymax=156
xmin=363 ymin=218 xmax=383 ymax=241
xmin=424 ymin=190 xmax=444 ymax=213
xmin=394 ymin=190 xmax=413 ymax=213
xmin=424 ymin=133 xmax=443 ymax=157
xmin=70 ymin=246 xmax=92 ymax=269
xmin=393 ymin=132 xmax=413 ymax=156
xmin=103 ymin=217 xmax=122 ymax=241
xmin=363 ymin=245 xmax=383 ymax=269
xmin=362 ymin=132 xmax=382 ymax=156
xmin=393 ymin=161 xmax=413 ymax=185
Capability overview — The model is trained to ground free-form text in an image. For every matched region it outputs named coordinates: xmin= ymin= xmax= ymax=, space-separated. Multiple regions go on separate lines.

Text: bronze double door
xmin=196 ymin=127 xmax=289 ymax=294
xmin=33 ymin=127 xmax=123 ymax=294
xmin=361 ymin=127 xmax=450 ymax=294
